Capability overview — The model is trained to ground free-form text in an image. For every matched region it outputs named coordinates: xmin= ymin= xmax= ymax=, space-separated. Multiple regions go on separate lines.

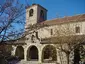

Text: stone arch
xmin=15 ymin=46 xmax=24 ymax=59
xmin=27 ymin=45 xmax=38 ymax=61
xmin=42 ymin=45 xmax=57 ymax=62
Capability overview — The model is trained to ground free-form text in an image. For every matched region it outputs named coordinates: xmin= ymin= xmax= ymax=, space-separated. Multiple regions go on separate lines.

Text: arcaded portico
xmin=12 ymin=44 xmax=61 ymax=64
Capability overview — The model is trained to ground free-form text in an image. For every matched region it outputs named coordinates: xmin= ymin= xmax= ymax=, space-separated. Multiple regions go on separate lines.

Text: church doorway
xmin=42 ymin=45 xmax=57 ymax=62
xmin=27 ymin=46 xmax=38 ymax=61
xmin=15 ymin=46 xmax=24 ymax=59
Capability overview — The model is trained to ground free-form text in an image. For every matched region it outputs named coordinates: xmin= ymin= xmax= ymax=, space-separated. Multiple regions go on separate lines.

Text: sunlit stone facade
xmin=11 ymin=4 xmax=85 ymax=64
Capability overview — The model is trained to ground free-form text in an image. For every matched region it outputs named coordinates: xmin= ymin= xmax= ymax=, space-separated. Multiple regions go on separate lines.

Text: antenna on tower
xmin=25 ymin=0 xmax=30 ymax=8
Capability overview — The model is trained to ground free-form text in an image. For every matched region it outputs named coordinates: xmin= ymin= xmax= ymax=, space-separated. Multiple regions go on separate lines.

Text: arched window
xmin=75 ymin=26 xmax=80 ymax=33
xmin=29 ymin=9 xmax=34 ymax=17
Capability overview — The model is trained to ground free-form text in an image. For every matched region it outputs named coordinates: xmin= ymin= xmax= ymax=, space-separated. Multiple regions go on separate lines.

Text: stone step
xmin=17 ymin=60 xmax=57 ymax=64
xmin=17 ymin=60 xmax=39 ymax=64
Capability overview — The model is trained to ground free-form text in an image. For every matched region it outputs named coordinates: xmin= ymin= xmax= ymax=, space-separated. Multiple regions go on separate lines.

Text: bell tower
xmin=25 ymin=4 xmax=47 ymax=29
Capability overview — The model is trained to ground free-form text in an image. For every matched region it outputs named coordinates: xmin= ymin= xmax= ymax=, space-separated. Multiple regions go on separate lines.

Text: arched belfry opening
xmin=27 ymin=46 xmax=38 ymax=61
xmin=29 ymin=9 xmax=34 ymax=17
xmin=40 ymin=10 xmax=44 ymax=19
xmin=15 ymin=46 xmax=24 ymax=59
xmin=39 ymin=10 xmax=45 ymax=22
xmin=42 ymin=45 xmax=57 ymax=62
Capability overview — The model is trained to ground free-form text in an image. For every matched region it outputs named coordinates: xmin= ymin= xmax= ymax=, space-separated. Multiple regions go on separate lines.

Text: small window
xmin=31 ymin=35 xmax=35 ymax=43
xmin=51 ymin=29 xmax=53 ymax=35
xmin=29 ymin=9 xmax=34 ymax=17
xmin=36 ymin=32 xmax=38 ymax=39
xmin=75 ymin=26 xmax=80 ymax=33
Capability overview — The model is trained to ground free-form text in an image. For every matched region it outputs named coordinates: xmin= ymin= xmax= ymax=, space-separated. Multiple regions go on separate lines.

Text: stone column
xmin=38 ymin=47 xmax=42 ymax=63
xmin=24 ymin=46 xmax=28 ymax=61
xmin=56 ymin=49 xmax=61 ymax=64
xmin=11 ymin=45 xmax=17 ymax=56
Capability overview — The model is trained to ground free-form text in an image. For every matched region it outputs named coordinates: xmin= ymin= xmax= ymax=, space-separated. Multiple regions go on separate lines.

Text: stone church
xmin=10 ymin=4 xmax=85 ymax=64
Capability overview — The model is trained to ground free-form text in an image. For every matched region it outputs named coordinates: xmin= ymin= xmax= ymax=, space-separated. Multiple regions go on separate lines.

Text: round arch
xmin=27 ymin=45 xmax=38 ymax=61
xmin=42 ymin=45 xmax=57 ymax=62
xmin=15 ymin=46 xmax=24 ymax=59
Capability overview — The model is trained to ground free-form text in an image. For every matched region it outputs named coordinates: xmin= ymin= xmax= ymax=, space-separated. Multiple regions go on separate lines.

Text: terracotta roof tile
xmin=41 ymin=14 xmax=85 ymax=25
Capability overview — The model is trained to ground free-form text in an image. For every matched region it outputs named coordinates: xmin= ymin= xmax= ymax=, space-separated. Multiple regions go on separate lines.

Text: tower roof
xmin=26 ymin=3 xmax=47 ymax=11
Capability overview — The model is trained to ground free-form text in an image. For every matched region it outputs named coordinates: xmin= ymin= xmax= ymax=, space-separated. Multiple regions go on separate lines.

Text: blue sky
xmin=0 ymin=0 xmax=5 ymax=5
xmin=0 ymin=0 xmax=85 ymax=20
xmin=23 ymin=0 xmax=85 ymax=20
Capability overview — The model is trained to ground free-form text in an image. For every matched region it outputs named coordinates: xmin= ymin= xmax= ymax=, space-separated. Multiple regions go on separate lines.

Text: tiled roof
xmin=41 ymin=35 xmax=85 ymax=44
xmin=41 ymin=14 xmax=85 ymax=26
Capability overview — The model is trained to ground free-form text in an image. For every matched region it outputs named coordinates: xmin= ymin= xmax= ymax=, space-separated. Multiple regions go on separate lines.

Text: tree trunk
xmin=66 ymin=54 xmax=69 ymax=64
